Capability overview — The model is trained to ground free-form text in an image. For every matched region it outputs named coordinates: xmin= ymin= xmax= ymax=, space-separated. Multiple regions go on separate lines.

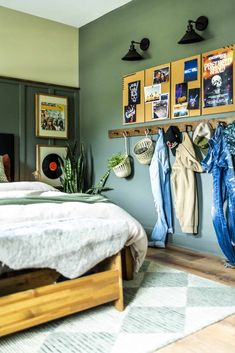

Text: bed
xmin=0 ymin=134 xmax=147 ymax=337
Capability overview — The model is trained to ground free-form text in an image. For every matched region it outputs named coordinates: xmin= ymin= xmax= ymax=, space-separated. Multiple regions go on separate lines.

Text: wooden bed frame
xmin=0 ymin=247 xmax=134 ymax=337
xmin=0 ymin=133 xmax=135 ymax=337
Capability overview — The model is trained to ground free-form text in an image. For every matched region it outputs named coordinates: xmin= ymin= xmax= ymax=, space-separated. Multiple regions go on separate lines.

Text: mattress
xmin=0 ymin=182 xmax=148 ymax=279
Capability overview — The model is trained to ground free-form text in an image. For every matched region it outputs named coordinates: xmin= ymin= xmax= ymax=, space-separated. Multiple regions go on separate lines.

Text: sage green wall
xmin=0 ymin=7 xmax=79 ymax=87
xmin=79 ymin=0 xmax=235 ymax=255
xmin=0 ymin=77 xmax=79 ymax=181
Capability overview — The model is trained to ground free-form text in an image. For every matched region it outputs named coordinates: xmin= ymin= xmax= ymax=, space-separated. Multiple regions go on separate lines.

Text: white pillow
xmin=0 ymin=156 xmax=8 ymax=183
xmin=0 ymin=181 xmax=56 ymax=192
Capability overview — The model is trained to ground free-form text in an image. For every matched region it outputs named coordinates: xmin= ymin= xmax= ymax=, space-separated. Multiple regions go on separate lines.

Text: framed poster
xmin=171 ymin=54 xmax=201 ymax=119
xmin=202 ymin=45 xmax=234 ymax=115
xmin=35 ymin=93 xmax=68 ymax=139
xmin=145 ymin=63 xmax=170 ymax=122
xmin=36 ymin=145 xmax=67 ymax=187
xmin=123 ymin=71 xmax=145 ymax=124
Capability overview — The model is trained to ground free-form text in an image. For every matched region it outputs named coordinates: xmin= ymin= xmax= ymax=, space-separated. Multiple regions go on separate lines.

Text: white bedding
xmin=0 ymin=182 xmax=147 ymax=278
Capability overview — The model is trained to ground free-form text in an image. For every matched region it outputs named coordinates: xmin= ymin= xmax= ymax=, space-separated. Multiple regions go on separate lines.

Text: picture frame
xmin=35 ymin=93 xmax=68 ymax=139
xmin=36 ymin=144 xmax=67 ymax=187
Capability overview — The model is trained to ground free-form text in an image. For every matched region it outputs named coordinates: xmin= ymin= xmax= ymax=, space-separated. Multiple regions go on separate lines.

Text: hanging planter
xmin=112 ymin=155 xmax=131 ymax=178
xmin=108 ymin=133 xmax=131 ymax=178
xmin=133 ymin=130 xmax=154 ymax=165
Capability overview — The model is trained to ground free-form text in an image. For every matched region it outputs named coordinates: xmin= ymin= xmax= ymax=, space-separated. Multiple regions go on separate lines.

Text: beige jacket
xmin=171 ymin=132 xmax=203 ymax=234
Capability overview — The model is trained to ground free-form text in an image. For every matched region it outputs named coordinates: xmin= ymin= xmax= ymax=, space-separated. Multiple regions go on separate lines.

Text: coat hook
xmin=145 ymin=128 xmax=150 ymax=137
xmin=185 ymin=124 xmax=193 ymax=132
xmin=217 ymin=120 xmax=226 ymax=127
xmin=134 ymin=129 xmax=140 ymax=133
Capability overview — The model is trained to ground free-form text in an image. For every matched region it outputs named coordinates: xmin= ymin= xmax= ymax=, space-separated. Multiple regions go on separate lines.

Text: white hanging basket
xmin=133 ymin=137 xmax=154 ymax=165
xmin=112 ymin=155 xmax=131 ymax=178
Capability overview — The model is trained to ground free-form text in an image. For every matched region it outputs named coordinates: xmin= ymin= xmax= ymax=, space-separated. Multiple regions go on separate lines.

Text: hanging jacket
xmin=171 ymin=132 xmax=203 ymax=234
xmin=202 ymin=124 xmax=235 ymax=266
xmin=149 ymin=129 xmax=173 ymax=248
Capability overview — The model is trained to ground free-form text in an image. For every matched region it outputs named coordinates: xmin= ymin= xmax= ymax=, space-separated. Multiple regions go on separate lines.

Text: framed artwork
xmin=36 ymin=145 xmax=67 ymax=187
xmin=35 ymin=93 xmax=68 ymax=139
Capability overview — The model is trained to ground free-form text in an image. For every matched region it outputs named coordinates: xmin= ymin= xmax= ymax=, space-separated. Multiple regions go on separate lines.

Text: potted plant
xmin=107 ymin=152 xmax=131 ymax=178
xmin=60 ymin=142 xmax=113 ymax=195
xmin=60 ymin=142 xmax=85 ymax=193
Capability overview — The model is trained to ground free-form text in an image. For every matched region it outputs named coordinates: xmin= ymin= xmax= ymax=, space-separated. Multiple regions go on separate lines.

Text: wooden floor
xmin=147 ymin=246 xmax=235 ymax=353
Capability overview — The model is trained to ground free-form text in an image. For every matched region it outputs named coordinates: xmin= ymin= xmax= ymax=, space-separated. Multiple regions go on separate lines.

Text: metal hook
xmin=145 ymin=128 xmax=150 ymax=137
xmin=185 ymin=124 xmax=193 ymax=132
xmin=217 ymin=121 xmax=226 ymax=127
xmin=122 ymin=131 xmax=128 ymax=137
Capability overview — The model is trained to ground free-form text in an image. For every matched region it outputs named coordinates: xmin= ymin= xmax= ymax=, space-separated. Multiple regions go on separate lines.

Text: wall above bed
xmin=0 ymin=76 xmax=79 ymax=181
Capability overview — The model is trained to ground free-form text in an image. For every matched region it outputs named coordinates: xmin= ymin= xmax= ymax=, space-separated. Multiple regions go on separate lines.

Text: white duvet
xmin=0 ymin=182 xmax=147 ymax=278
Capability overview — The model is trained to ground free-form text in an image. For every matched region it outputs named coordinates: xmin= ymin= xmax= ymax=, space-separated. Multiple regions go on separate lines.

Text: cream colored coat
xmin=171 ymin=132 xmax=203 ymax=234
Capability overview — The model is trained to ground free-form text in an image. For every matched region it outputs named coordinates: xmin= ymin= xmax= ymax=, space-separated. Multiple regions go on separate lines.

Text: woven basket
xmin=113 ymin=155 xmax=131 ymax=178
xmin=133 ymin=137 xmax=154 ymax=165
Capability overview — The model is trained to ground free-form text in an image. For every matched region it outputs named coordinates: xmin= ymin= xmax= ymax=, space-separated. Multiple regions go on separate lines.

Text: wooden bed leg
xmin=109 ymin=252 xmax=124 ymax=311
xmin=121 ymin=247 xmax=134 ymax=281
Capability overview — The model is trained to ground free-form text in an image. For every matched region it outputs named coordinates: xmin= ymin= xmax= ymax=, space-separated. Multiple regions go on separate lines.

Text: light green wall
xmin=0 ymin=7 xmax=79 ymax=87
xmin=79 ymin=0 xmax=235 ymax=256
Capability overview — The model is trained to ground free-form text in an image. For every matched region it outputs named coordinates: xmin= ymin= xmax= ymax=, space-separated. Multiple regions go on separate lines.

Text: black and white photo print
xmin=128 ymin=80 xmax=141 ymax=105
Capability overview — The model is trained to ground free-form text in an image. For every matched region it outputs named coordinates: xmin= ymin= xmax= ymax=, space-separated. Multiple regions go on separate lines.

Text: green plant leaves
xmin=107 ymin=153 xmax=126 ymax=169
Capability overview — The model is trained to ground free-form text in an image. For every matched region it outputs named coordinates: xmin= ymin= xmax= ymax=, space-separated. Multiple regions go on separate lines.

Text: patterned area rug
xmin=1 ymin=260 xmax=235 ymax=353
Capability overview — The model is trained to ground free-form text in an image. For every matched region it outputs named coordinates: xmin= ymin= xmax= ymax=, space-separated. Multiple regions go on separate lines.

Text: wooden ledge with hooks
xmin=108 ymin=116 xmax=235 ymax=139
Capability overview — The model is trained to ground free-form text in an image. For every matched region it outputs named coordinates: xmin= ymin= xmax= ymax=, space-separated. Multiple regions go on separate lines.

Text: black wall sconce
xmin=178 ymin=16 xmax=209 ymax=44
xmin=122 ymin=38 xmax=150 ymax=61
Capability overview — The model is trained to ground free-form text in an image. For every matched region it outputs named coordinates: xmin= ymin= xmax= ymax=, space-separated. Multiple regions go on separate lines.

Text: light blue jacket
xmin=149 ymin=130 xmax=173 ymax=247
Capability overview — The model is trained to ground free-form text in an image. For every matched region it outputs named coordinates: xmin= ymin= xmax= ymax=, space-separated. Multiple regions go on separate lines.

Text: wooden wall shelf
xmin=108 ymin=116 xmax=235 ymax=138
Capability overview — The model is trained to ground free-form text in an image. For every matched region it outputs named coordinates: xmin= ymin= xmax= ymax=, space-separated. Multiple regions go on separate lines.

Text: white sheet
xmin=0 ymin=182 xmax=148 ymax=278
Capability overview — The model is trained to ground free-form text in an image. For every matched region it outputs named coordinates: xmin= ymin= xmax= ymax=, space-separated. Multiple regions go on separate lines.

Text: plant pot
xmin=112 ymin=155 xmax=131 ymax=178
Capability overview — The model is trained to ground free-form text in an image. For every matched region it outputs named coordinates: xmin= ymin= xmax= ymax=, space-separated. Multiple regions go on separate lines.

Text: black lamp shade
xmin=178 ymin=16 xmax=208 ymax=44
xmin=122 ymin=44 xmax=143 ymax=61
xmin=178 ymin=27 xmax=204 ymax=44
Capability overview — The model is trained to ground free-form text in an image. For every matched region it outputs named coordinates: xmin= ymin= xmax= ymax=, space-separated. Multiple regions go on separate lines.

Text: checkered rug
xmin=1 ymin=260 xmax=235 ymax=353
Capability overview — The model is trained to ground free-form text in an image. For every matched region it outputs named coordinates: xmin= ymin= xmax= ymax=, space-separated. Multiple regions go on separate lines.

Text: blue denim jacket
xmin=202 ymin=125 xmax=235 ymax=266
xmin=149 ymin=130 xmax=173 ymax=248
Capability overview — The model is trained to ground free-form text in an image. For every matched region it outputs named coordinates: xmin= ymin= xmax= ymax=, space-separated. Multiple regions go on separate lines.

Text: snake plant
xmin=60 ymin=142 xmax=85 ymax=194
xmin=60 ymin=142 xmax=112 ymax=195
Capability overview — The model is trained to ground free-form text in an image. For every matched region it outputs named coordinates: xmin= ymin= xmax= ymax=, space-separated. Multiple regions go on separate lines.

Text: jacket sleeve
xmin=181 ymin=153 xmax=203 ymax=173
xmin=149 ymin=147 xmax=169 ymax=243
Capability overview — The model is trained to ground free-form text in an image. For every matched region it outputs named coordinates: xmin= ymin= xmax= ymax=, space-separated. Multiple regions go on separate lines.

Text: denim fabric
xmin=149 ymin=130 xmax=173 ymax=248
xmin=202 ymin=125 xmax=235 ymax=266
xmin=224 ymin=121 xmax=235 ymax=155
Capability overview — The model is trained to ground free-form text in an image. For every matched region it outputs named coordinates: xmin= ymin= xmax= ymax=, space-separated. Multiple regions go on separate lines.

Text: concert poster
xmin=203 ymin=48 xmax=233 ymax=107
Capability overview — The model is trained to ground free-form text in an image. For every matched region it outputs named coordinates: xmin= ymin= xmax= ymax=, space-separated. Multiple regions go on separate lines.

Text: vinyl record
xmin=42 ymin=153 xmax=62 ymax=179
